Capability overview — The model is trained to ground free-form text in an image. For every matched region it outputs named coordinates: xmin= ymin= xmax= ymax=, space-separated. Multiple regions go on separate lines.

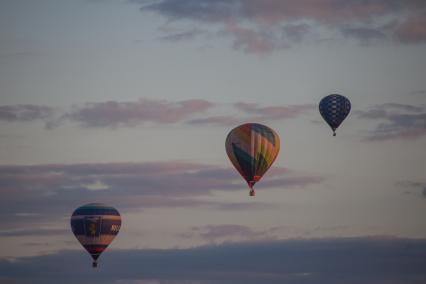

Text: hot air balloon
xmin=319 ymin=94 xmax=351 ymax=136
xmin=225 ymin=123 xmax=280 ymax=196
xmin=70 ymin=203 xmax=121 ymax=268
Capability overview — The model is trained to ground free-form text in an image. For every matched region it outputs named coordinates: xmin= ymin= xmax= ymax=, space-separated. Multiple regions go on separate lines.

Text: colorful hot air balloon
xmin=319 ymin=94 xmax=351 ymax=136
xmin=225 ymin=123 xmax=280 ymax=196
xmin=70 ymin=203 xmax=121 ymax=268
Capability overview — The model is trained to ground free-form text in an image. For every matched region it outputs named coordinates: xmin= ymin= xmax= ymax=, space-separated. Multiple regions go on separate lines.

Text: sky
xmin=0 ymin=0 xmax=426 ymax=283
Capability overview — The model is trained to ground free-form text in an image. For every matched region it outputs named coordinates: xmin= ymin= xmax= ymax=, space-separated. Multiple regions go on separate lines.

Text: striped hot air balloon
xmin=70 ymin=203 xmax=121 ymax=268
xmin=226 ymin=123 xmax=280 ymax=196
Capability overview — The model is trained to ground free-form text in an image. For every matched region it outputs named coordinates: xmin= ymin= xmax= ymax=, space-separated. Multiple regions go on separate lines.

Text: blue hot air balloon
xmin=319 ymin=94 xmax=351 ymax=136
xmin=70 ymin=203 xmax=121 ymax=268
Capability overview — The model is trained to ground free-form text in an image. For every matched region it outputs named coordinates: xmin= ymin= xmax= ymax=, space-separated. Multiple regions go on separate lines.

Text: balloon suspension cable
xmin=92 ymin=261 xmax=98 ymax=268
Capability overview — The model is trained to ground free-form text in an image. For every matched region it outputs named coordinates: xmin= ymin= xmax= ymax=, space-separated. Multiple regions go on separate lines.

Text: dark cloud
xmin=367 ymin=113 xmax=426 ymax=141
xmin=137 ymin=0 xmax=426 ymax=53
xmin=141 ymin=0 xmax=407 ymax=24
xmin=160 ymin=28 xmax=206 ymax=41
xmin=283 ymin=23 xmax=311 ymax=43
xmin=0 ymin=162 xmax=324 ymax=229
xmin=140 ymin=0 xmax=236 ymax=22
xmin=0 ymin=104 xmax=53 ymax=122
xmin=0 ymin=228 xmax=68 ymax=237
xmin=356 ymin=103 xmax=426 ymax=141
xmin=341 ymin=27 xmax=387 ymax=44
xmin=64 ymin=99 xmax=213 ymax=128
xmin=1 ymin=237 xmax=426 ymax=284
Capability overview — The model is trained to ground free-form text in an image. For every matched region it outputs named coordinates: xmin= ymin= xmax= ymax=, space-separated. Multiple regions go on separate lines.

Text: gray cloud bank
xmin=0 ymin=162 xmax=323 ymax=228
xmin=0 ymin=99 xmax=316 ymax=128
xmin=356 ymin=103 xmax=426 ymax=141
xmin=138 ymin=0 xmax=426 ymax=53
xmin=1 ymin=237 xmax=426 ymax=284
xmin=0 ymin=104 xmax=53 ymax=122
xmin=2 ymin=100 xmax=424 ymax=140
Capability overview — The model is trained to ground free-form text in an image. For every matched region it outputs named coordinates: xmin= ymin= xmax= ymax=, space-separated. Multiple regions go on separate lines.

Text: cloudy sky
xmin=1 ymin=0 xmax=426 ymax=283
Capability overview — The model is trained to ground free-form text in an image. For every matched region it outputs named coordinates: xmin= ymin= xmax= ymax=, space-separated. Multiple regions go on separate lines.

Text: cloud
xmin=180 ymin=224 xmax=379 ymax=243
xmin=0 ymin=104 xmax=53 ymax=122
xmin=235 ymin=102 xmax=316 ymax=120
xmin=356 ymin=103 xmax=426 ymax=141
xmin=367 ymin=113 xmax=426 ymax=141
xmin=64 ymin=99 xmax=213 ymax=128
xmin=181 ymin=224 xmax=267 ymax=241
xmin=188 ymin=103 xmax=316 ymax=126
xmin=0 ymin=228 xmax=68 ymax=237
xmin=140 ymin=0 xmax=236 ymax=22
xmin=356 ymin=103 xmax=424 ymax=118
xmin=341 ymin=27 xmax=387 ymax=44
xmin=1 ymin=237 xmax=426 ymax=284
xmin=179 ymin=224 xmax=305 ymax=242
xmin=395 ymin=13 xmax=426 ymax=43
xmin=141 ymin=0 xmax=403 ymax=24
xmin=159 ymin=28 xmax=206 ymax=41
xmin=283 ymin=23 xmax=311 ymax=43
xmin=224 ymin=21 xmax=284 ymax=54
xmin=0 ymin=162 xmax=324 ymax=229
xmin=0 ymin=100 xmax=317 ymax=128
xmin=138 ymin=0 xmax=426 ymax=53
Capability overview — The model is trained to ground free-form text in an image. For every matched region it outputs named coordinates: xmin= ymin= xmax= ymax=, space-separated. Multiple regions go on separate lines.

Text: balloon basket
xmin=92 ymin=261 xmax=97 ymax=268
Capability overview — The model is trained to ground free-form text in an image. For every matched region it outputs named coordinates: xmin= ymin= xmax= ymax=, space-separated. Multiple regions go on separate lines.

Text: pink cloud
xmin=141 ymin=0 xmax=426 ymax=53
xmin=66 ymin=98 xmax=213 ymax=128
xmin=395 ymin=13 xmax=426 ymax=43
xmin=225 ymin=21 xmax=280 ymax=54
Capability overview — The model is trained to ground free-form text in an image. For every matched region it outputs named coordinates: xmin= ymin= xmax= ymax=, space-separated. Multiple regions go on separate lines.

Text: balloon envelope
xmin=70 ymin=203 xmax=121 ymax=267
xmin=225 ymin=123 xmax=280 ymax=195
xmin=319 ymin=94 xmax=351 ymax=136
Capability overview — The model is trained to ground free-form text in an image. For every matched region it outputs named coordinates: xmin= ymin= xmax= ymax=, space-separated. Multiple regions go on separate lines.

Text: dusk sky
xmin=1 ymin=0 xmax=426 ymax=283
